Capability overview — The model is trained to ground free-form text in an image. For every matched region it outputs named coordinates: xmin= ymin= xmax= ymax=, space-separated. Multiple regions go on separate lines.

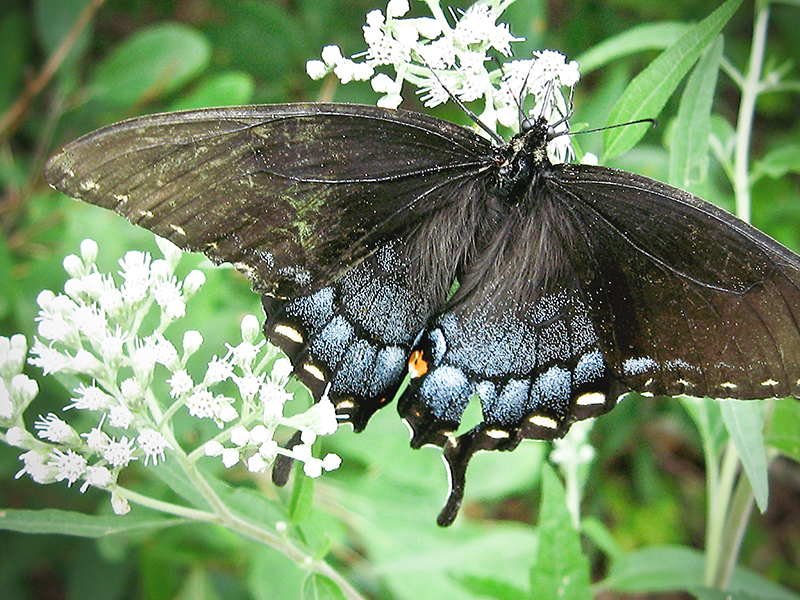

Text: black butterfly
xmin=44 ymin=103 xmax=800 ymax=526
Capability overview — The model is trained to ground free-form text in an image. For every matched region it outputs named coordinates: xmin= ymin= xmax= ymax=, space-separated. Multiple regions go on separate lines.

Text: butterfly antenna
xmin=573 ymin=117 xmax=657 ymax=136
xmin=422 ymin=60 xmax=504 ymax=145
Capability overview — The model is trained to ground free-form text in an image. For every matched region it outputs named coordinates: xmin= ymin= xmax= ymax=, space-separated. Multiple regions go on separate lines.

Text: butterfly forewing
xmin=44 ymin=104 xmax=494 ymax=297
xmin=552 ymin=164 xmax=800 ymax=400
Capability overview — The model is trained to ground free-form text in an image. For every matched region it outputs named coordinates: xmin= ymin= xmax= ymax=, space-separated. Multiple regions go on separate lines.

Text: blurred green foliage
xmin=1 ymin=0 xmax=800 ymax=599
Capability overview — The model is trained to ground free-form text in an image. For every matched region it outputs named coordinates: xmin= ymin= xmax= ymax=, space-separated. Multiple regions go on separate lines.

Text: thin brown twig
xmin=0 ymin=0 xmax=107 ymax=139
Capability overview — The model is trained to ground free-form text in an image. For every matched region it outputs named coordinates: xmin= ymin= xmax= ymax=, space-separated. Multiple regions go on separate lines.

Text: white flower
xmin=258 ymin=440 xmax=278 ymax=462
xmin=247 ymin=453 xmax=268 ymax=473
xmin=72 ymin=304 xmax=108 ymax=340
xmin=233 ymin=372 xmax=265 ymax=402
xmin=100 ymin=328 xmax=125 ymax=365
xmin=137 ymin=428 xmax=172 ymax=466
xmin=229 ymin=425 xmax=250 ymax=447
xmin=182 ymin=270 xmax=206 ymax=297
xmin=102 ymin=436 xmax=137 ymax=468
xmin=151 ymin=270 xmax=185 ymax=320
xmin=80 ymin=464 xmax=113 ymax=492
xmin=204 ymin=440 xmax=224 ymax=456
xmin=28 ymin=340 xmax=71 ymax=375
xmin=213 ymin=398 xmax=238 ymax=424
xmin=83 ymin=425 xmax=110 ymax=452
xmin=386 ymin=0 xmax=409 ymax=18
xmin=10 ymin=374 xmax=38 ymax=407
xmin=0 ymin=384 xmax=14 ymax=420
xmin=66 ymin=383 xmax=112 ymax=411
xmin=119 ymin=378 xmax=143 ymax=403
xmin=306 ymin=59 xmax=327 ymax=80
xmin=80 ymin=239 xmax=98 ymax=264
xmin=0 ymin=337 xmax=26 ymax=377
xmin=186 ymin=388 xmax=215 ymax=419
xmin=221 ymin=447 xmax=240 ymax=468
xmin=240 ymin=314 xmax=261 ymax=343
xmin=34 ymin=413 xmax=78 ymax=444
xmin=146 ymin=333 xmax=180 ymax=371
xmin=205 ymin=356 xmax=233 ymax=384
xmin=303 ymin=457 xmax=324 ymax=478
xmin=108 ymin=404 xmax=134 ymax=429
xmin=63 ymin=253 xmax=85 ymax=279
xmin=227 ymin=340 xmax=264 ymax=370
xmin=119 ymin=250 xmax=152 ymax=305
xmin=168 ymin=369 xmax=194 ymax=398
xmin=284 ymin=397 xmax=338 ymax=436
xmin=16 ymin=450 xmax=56 ymax=484
xmin=182 ymin=330 xmax=203 ymax=357
xmin=155 ymin=235 xmax=182 ymax=269
xmin=322 ymin=453 xmax=342 ymax=472
xmin=111 ymin=491 xmax=131 ymax=515
xmin=49 ymin=448 xmax=88 ymax=486
xmin=6 ymin=426 xmax=28 ymax=447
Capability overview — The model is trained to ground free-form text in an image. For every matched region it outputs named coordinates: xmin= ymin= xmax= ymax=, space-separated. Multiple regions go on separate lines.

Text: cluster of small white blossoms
xmin=306 ymin=0 xmax=580 ymax=158
xmin=0 ymin=237 xmax=341 ymax=515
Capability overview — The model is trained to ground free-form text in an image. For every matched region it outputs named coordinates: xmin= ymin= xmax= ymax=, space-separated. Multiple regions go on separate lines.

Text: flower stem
xmin=732 ymin=2 xmax=770 ymax=223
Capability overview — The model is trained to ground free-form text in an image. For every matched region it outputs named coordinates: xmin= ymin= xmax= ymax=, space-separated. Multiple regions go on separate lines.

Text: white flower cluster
xmin=306 ymin=0 xmax=580 ymax=150
xmin=1 ymin=237 xmax=342 ymax=515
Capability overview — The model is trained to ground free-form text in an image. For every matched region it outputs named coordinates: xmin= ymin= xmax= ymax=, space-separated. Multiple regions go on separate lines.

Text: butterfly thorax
xmin=495 ymin=118 xmax=552 ymax=204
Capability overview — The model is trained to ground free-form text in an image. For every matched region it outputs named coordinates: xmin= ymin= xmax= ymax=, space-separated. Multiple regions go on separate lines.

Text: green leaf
xmin=602 ymin=545 xmax=800 ymax=600
xmin=452 ymin=574 xmax=526 ymax=600
xmin=574 ymin=22 xmax=689 ymax=75
xmin=603 ymin=0 xmax=743 ymax=159
xmin=0 ymin=508 xmax=184 ymax=537
xmin=681 ymin=396 xmax=727 ymax=458
xmin=34 ymin=0 xmax=91 ymax=67
xmin=530 ymin=464 xmax=592 ymax=600
xmin=751 ymin=144 xmax=800 ymax=182
xmin=689 ymin=588 xmax=763 ymax=600
xmin=719 ymin=400 xmax=769 ymax=512
xmin=168 ymin=72 xmax=256 ymax=111
xmin=766 ymin=398 xmax=800 ymax=462
xmin=88 ymin=23 xmax=210 ymax=108
xmin=301 ymin=574 xmax=347 ymax=600
xmin=150 ymin=459 xmax=214 ymax=512
xmin=669 ymin=36 xmax=723 ymax=190
xmin=290 ymin=469 xmax=315 ymax=524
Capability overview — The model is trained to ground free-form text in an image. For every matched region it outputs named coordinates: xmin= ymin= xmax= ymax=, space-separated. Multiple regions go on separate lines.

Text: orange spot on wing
xmin=408 ymin=350 xmax=428 ymax=378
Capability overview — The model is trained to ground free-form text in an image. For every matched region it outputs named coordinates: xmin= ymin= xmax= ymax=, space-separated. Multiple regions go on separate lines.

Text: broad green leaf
xmin=89 ymin=23 xmax=210 ymax=108
xmin=301 ymin=574 xmax=347 ymax=600
xmin=0 ymin=508 xmax=184 ymax=537
xmin=751 ymin=144 xmax=800 ymax=182
xmin=34 ymin=0 xmax=91 ymax=67
xmin=168 ymin=72 xmax=256 ymax=111
xmin=602 ymin=545 xmax=800 ymax=600
xmin=681 ymin=396 xmax=727 ymax=457
xmin=689 ymin=588 xmax=762 ymax=600
xmin=150 ymin=459 xmax=214 ymax=511
xmin=719 ymin=400 xmax=769 ymax=512
xmin=766 ymin=398 xmax=800 ymax=462
xmin=290 ymin=467 xmax=315 ymax=524
xmin=575 ymin=22 xmax=689 ymax=75
xmin=452 ymin=574 xmax=526 ymax=600
xmin=530 ymin=464 xmax=592 ymax=600
xmin=669 ymin=36 xmax=723 ymax=190
xmin=603 ymin=0 xmax=743 ymax=159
